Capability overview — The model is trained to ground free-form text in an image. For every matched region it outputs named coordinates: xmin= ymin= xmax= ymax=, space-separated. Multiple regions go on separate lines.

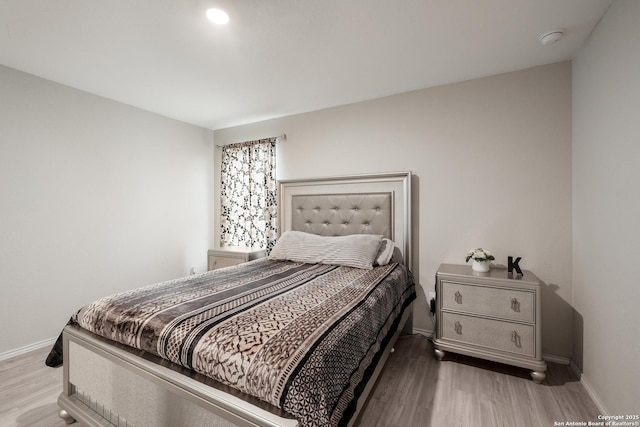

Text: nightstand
xmin=207 ymin=247 xmax=266 ymax=271
xmin=433 ymin=263 xmax=547 ymax=383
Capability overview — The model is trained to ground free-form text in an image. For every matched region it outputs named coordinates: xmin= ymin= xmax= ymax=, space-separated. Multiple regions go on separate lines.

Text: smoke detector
xmin=539 ymin=29 xmax=564 ymax=46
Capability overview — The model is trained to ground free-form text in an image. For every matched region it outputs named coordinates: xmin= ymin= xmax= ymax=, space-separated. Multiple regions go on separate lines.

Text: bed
xmin=50 ymin=171 xmax=414 ymax=427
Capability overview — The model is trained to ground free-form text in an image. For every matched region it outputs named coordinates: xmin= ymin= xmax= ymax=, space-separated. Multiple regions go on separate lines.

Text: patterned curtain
xmin=220 ymin=138 xmax=278 ymax=253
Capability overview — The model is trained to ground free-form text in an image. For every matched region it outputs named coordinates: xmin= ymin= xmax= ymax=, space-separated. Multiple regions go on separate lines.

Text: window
xmin=220 ymin=138 xmax=277 ymax=252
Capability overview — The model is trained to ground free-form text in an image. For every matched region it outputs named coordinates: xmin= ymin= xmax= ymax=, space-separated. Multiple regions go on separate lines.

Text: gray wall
xmin=214 ymin=62 xmax=574 ymax=358
xmin=572 ymin=0 xmax=640 ymax=414
xmin=0 ymin=65 xmax=214 ymax=354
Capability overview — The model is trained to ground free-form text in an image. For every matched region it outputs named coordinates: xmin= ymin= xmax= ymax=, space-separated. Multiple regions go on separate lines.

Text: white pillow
xmin=269 ymin=231 xmax=383 ymax=269
xmin=374 ymin=238 xmax=395 ymax=266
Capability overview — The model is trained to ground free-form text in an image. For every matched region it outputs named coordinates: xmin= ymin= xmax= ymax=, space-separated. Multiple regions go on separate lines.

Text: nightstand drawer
xmin=208 ymin=256 xmax=245 ymax=270
xmin=441 ymin=281 xmax=534 ymax=322
xmin=441 ymin=312 xmax=535 ymax=356
xmin=207 ymin=247 xmax=266 ymax=271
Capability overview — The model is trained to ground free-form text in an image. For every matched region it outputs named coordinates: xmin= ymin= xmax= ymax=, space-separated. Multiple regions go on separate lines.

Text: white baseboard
xmin=542 ymin=353 xmax=571 ymax=365
xmin=412 ymin=327 xmax=433 ymax=338
xmin=0 ymin=337 xmax=56 ymax=362
xmin=568 ymin=359 xmax=582 ymax=379
xmin=569 ymin=360 xmax=610 ymax=415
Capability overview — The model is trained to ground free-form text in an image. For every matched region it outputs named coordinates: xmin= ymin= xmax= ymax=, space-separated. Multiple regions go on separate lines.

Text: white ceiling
xmin=0 ymin=0 xmax=612 ymax=130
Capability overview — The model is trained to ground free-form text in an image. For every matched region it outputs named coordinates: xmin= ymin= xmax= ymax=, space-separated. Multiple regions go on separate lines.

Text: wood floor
xmin=1 ymin=334 xmax=600 ymax=427
xmin=354 ymin=335 xmax=600 ymax=427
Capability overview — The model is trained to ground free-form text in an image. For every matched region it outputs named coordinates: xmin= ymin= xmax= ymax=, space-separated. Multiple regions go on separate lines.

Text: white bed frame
xmin=57 ymin=171 xmax=413 ymax=427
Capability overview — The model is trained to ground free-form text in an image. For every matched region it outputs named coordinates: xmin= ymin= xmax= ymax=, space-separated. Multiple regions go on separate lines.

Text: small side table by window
xmin=433 ymin=263 xmax=547 ymax=383
xmin=207 ymin=247 xmax=266 ymax=271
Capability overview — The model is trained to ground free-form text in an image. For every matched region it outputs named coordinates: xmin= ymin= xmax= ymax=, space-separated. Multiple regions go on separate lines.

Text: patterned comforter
xmin=71 ymin=258 xmax=415 ymax=427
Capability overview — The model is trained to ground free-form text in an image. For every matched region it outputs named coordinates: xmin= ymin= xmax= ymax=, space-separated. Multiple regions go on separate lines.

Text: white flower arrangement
xmin=465 ymin=248 xmax=495 ymax=263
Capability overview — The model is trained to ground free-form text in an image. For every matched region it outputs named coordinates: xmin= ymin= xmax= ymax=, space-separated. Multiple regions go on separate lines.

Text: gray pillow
xmin=269 ymin=231 xmax=383 ymax=269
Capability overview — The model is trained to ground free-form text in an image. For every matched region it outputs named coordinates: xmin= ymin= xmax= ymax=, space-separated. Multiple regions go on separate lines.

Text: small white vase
xmin=472 ymin=260 xmax=491 ymax=273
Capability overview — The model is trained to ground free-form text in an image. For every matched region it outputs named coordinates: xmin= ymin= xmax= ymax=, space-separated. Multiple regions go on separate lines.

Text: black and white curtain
xmin=220 ymin=138 xmax=277 ymax=253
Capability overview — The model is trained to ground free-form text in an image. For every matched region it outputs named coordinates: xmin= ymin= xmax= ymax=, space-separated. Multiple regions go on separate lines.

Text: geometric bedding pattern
xmin=73 ymin=258 xmax=415 ymax=427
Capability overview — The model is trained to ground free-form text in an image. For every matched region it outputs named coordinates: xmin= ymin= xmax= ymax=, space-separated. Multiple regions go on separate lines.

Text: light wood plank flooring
xmin=354 ymin=335 xmax=600 ymax=427
xmin=1 ymin=335 xmax=600 ymax=427
xmin=0 ymin=345 xmax=65 ymax=427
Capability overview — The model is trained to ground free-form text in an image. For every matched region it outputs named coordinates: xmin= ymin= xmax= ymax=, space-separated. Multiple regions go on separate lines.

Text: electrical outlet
xmin=190 ymin=266 xmax=198 ymax=275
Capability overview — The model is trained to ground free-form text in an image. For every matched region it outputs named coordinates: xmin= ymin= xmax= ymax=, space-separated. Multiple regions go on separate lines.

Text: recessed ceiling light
xmin=206 ymin=8 xmax=229 ymax=25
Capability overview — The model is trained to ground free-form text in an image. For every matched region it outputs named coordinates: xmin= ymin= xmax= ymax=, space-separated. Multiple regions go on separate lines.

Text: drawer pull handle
xmin=511 ymin=330 xmax=522 ymax=348
xmin=454 ymin=321 xmax=462 ymax=335
xmin=454 ymin=291 xmax=462 ymax=304
xmin=511 ymin=297 xmax=520 ymax=312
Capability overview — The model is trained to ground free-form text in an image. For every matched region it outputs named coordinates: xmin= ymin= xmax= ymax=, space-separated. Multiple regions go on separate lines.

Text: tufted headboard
xmin=279 ymin=172 xmax=412 ymax=269
xmin=291 ymin=193 xmax=393 ymax=239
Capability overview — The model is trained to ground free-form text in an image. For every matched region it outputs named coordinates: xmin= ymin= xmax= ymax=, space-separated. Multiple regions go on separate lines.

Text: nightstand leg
xmin=531 ymin=370 xmax=546 ymax=384
xmin=58 ymin=409 xmax=76 ymax=424
xmin=434 ymin=348 xmax=445 ymax=361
